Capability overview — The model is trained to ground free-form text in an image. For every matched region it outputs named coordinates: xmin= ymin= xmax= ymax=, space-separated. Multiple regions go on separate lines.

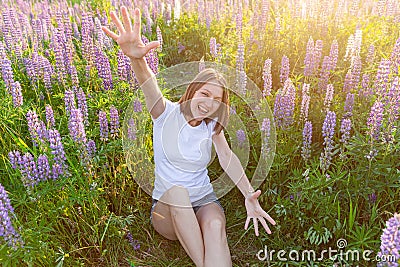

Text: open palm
xmin=102 ymin=6 xmax=159 ymax=59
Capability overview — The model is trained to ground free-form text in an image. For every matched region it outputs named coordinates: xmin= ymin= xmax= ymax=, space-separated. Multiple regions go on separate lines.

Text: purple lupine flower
xmin=360 ymin=73 xmax=371 ymax=97
xmin=374 ymin=59 xmax=391 ymax=99
xmin=366 ymin=44 xmax=375 ymax=65
xmin=76 ymin=88 xmax=89 ymax=126
xmin=324 ymin=84 xmax=334 ymax=111
xmin=343 ymin=69 xmax=353 ymax=93
xmin=368 ymin=193 xmax=377 ymax=204
xmin=126 ymin=229 xmax=140 ymax=250
xmin=11 ymin=81 xmax=23 ymax=108
xmin=0 ymin=184 xmax=23 ymax=249
xmin=273 ymin=78 xmax=296 ymax=129
xmin=1 ymin=58 xmax=14 ymax=92
xmin=367 ymin=100 xmax=384 ymax=141
xmin=377 ymin=214 xmax=400 ymax=267
xmin=320 ymin=111 xmax=336 ymax=172
xmin=236 ymin=9 xmax=243 ymax=40
xmin=313 ymin=40 xmax=323 ymax=75
xmin=127 ymin=118 xmax=137 ymax=140
xmin=141 ymin=36 xmax=159 ymax=75
xmin=343 ymin=93 xmax=355 ymax=118
xmin=351 ymin=56 xmax=362 ymax=88
xmin=329 ymin=40 xmax=339 ymax=71
xmin=156 ymin=26 xmax=163 ymax=52
xmin=262 ymin=59 xmax=272 ymax=97
xmin=390 ymin=37 xmax=400 ymax=74
xmin=230 ymin=106 xmax=236 ymax=115
xmin=300 ymin=83 xmax=310 ymax=121
xmin=178 ymin=42 xmax=185 ymax=53
xmin=236 ymin=129 xmax=246 ymax=147
xmin=344 ymin=34 xmax=355 ymax=62
xmin=19 ymin=152 xmax=39 ymax=187
xmin=236 ymin=42 xmax=246 ymax=94
xmin=319 ymin=56 xmax=332 ymax=92
xmin=261 ymin=117 xmax=271 ymax=154
xmin=48 ymin=129 xmax=67 ymax=179
xmin=45 ymin=105 xmax=55 ymax=128
xmin=301 ymin=121 xmax=312 ymax=162
xmin=304 ymin=37 xmax=314 ymax=77
xmin=99 ymin=111 xmax=109 ymax=141
xmin=26 ymin=110 xmax=42 ymax=146
xmin=86 ymin=139 xmax=96 ymax=159
xmin=94 ymin=46 xmax=113 ymax=90
xmin=133 ymin=99 xmax=142 ymax=112
xmin=64 ymin=89 xmax=76 ymax=116
xmin=339 ymin=118 xmax=352 ymax=145
xmin=70 ymin=65 xmax=79 ymax=87
xmin=37 ymin=154 xmax=51 ymax=181
xmin=117 ymin=50 xmax=127 ymax=80
xmin=68 ymin=108 xmax=87 ymax=144
xmin=8 ymin=150 xmax=21 ymax=169
xmin=210 ymin=37 xmax=218 ymax=58
xmin=280 ymin=55 xmax=290 ymax=84
xmin=109 ymin=106 xmax=120 ymax=138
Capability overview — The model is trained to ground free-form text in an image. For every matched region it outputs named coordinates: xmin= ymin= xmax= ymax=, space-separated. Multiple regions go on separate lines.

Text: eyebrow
xmin=203 ymin=88 xmax=223 ymax=100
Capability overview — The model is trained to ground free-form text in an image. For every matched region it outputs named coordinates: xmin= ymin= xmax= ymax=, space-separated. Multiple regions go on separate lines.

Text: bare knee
xmin=202 ymin=217 xmax=226 ymax=234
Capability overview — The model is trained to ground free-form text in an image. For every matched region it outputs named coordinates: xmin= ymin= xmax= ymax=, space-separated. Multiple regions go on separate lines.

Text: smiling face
xmin=189 ymin=82 xmax=224 ymax=123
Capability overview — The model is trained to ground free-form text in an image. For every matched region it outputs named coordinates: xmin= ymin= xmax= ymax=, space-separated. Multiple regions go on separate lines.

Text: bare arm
xmin=102 ymin=7 xmax=165 ymax=119
xmin=212 ymin=131 xmax=276 ymax=236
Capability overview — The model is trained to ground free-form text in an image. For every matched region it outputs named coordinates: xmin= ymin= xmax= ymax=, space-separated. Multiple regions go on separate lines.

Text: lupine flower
xmin=273 ymin=78 xmax=296 ymax=129
xmin=350 ymin=56 xmax=362 ymax=88
xmin=339 ymin=118 xmax=352 ymax=145
xmin=304 ymin=37 xmax=314 ymax=77
xmin=367 ymin=100 xmax=384 ymax=141
xmin=300 ymin=83 xmax=310 ymax=121
xmin=344 ymin=34 xmax=355 ymax=62
xmin=142 ymin=36 xmax=159 ymax=75
xmin=236 ymin=43 xmax=246 ymax=94
xmin=26 ymin=110 xmax=44 ymax=147
xmin=178 ymin=42 xmax=185 ymax=53
xmin=11 ymin=81 xmax=23 ymax=107
xmin=99 ymin=111 xmax=109 ymax=141
xmin=126 ymin=229 xmax=140 ymax=250
xmin=45 ymin=105 xmax=55 ymax=128
xmin=313 ymin=40 xmax=323 ymax=74
xmin=64 ymin=89 xmax=76 ymax=116
xmin=156 ymin=26 xmax=163 ymax=52
xmin=319 ymin=56 xmax=332 ymax=92
xmin=360 ymin=73 xmax=371 ymax=97
xmin=76 ymin=88 xmax=89 ymax=126
xmin=301 ymin=121 xmax=312 ymax=162
xmin=377 ymin=213 xmax=400 ymax=267
xmin=366 ymin=44 xmax=375 ymax=65
xmin=37 ymin=154 xmax=51 ymax=181
xmin=68 ymin=108 xmax=87 ymax=144
xmin=86 ymin=139 xmax=96 ymax=159
xmin=262 ymin=59 xmax=272 ymax=97
xmin=236 ymin=9 xmax=243 ymax=40
xmin=261 ymin=117 xmax=271 ymax=154
xmin=0 ymin=183 xmax=23 ymax=249
xmin=109 ymin=106 xmax=120 ymax=138
xmin=343 ymin=93 xmax=355 ymax=118
xmin=8 ymin=150 xmax=21 ymax=170
xmin=343 ymin=69 xmax=353 ymax=93
xmin=210 ymin=37 xmax=218 ymax=58
xmin=329 ymin=40 xmax=339 ymax=71
xmin=374 ymin=59 xmax=391 ymax=99
xmin=368 ymin=193 xmax=377 ymax=204
xmin=127 ymin=118 xmax=137 ymax=140
xmin=19 ymin=152 xmax=39 ymax=187
xmin=390 ymin=37 xmax=400 ymax=74
xmin=133 ymin=99 xmax=142 ymax=112
xmin=48 ymin=129 xmax=67 ymax=179
xmin=1 ymin=58 xmax=14 ymax=92
xmin=324 ymin=84 xmax=334 ymax=111
xmin=230 ymin=106 xmax=236 ymax=115
xmin=280 ymin=55 xmax=290 ymax=84
xmin=236 ymin=129 xmax=246 ymax=147
xmin=320 ymin=111 xmax=336 ymax=172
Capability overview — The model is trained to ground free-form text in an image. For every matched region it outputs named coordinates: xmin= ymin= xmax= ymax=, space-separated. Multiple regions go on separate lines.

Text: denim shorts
xmin=150 ymin=191 xmax=224 ymax=223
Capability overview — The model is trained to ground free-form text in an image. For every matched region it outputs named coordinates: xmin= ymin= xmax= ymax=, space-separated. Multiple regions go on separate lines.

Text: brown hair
xmin=178 ymin=68 xmax=229 ymax=135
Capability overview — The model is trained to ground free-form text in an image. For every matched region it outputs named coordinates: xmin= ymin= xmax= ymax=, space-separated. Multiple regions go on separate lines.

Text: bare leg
xmin=196 ymin=203 xmax=232 ymax=267
xmin=152 ymin=186 xmax=205 ymax=266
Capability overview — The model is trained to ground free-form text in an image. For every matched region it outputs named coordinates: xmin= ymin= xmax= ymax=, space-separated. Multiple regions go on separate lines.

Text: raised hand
xmin=244 ymin=190 xmax=276 ymax=236
xmin=102 ymin=6 xmax=159 ymax=59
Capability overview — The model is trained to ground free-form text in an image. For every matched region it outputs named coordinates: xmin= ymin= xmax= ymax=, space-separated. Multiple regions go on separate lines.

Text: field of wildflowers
xmin=0 ymin=0 xmax=400 ymax=266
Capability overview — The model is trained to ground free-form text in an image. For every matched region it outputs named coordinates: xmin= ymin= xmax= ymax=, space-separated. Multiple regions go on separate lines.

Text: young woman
xmin=102 ymin=6 xmax=276 ymax=267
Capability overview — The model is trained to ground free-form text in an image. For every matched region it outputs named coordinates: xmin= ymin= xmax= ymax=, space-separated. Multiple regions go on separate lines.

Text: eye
xmin=201 ymin=92 xmax=208 ymax=96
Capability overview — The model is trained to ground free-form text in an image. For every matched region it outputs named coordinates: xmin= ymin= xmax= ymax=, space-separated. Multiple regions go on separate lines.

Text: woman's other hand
xmin=244 ymin=190 xmax=276 ymax=236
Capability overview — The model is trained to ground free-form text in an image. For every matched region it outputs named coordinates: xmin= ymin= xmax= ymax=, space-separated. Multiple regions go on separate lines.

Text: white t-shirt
xmin=151 ymin=99 xmax=216 ymax=202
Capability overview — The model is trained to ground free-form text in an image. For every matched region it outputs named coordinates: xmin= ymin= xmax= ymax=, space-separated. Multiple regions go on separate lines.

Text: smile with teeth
xmin=198 ymin=105 xmax=209 ymax=115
